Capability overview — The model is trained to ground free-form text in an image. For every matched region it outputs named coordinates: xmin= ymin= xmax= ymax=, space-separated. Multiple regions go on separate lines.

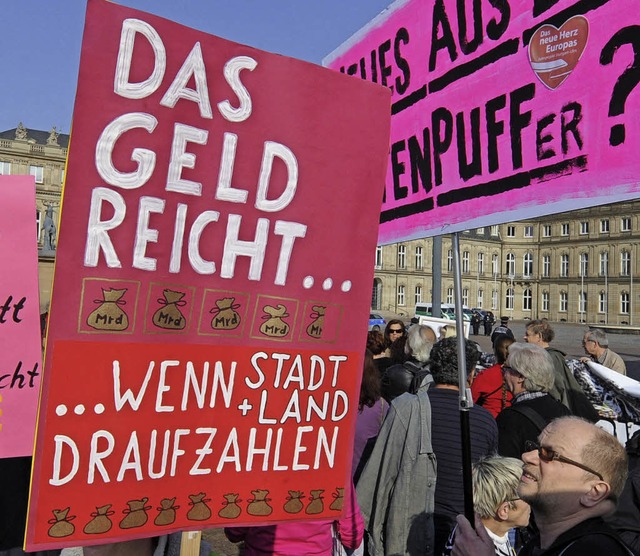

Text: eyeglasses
xmin=524 ymin=440 xmax=603 ymax=480
xmin=389 ymin=329 xmax=404 ymax=334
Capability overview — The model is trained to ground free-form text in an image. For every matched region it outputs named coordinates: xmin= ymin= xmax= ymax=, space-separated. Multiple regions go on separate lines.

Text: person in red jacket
xmin=472 ymin=336 xmax=515 ymax=418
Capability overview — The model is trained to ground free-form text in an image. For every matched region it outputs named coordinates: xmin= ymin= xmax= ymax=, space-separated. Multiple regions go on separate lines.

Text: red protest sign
xmin=26 ymin=0 xmax=390 ymax=549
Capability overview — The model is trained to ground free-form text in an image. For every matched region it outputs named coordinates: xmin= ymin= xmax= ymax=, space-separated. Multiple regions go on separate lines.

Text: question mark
xmin=599 ymin=26 xmax=640 ymax=147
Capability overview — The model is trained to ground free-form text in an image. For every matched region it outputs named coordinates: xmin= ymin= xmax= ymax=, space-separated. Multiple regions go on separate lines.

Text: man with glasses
xmin=580 ymin=329 xmax=627 ymax=375
xmin=452 ymin=416 xmax=633 ymax=555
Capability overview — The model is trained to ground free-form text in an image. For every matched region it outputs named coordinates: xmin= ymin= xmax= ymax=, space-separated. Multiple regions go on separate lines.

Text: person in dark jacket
xmin=523 ymin=319 xmax=598 ymax=422
xmin=452 ymin=417 xmax=632 ymax=556
xmin=483 ymin=311 xmax=495 ymax=336
xmin=496 ymin=343 xmax=571 ymax=459
xmin=381 ymin=324 xmax=436 ymax=402
xmin=491 ymin=316 xmax=515 ymax=346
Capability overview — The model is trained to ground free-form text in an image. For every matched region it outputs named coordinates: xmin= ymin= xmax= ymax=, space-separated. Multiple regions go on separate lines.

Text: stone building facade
xmin=0 ymin=125 xmax=638 ymax=325
xmin=374 ymin=202 xmax=640 ymax=325
xmin=0 ymin=124 xmax=68 ymax=310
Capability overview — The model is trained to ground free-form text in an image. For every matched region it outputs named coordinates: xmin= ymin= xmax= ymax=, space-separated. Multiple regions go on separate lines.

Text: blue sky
xmin=0 ymin=0 xmax=392 ymax=134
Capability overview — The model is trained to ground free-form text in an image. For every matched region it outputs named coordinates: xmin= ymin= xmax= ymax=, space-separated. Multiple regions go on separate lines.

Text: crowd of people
xmin=3 ymin=317 xmax=638 ymax=556
xmin=221 ymin=316 xmax=638 ymax=555
xmin=341 ymin=318 xmax=637 ymax=555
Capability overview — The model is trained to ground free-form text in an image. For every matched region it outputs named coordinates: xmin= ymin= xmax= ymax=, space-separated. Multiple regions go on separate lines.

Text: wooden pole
xmin=179 ymin=530 xmax=202 ymax=556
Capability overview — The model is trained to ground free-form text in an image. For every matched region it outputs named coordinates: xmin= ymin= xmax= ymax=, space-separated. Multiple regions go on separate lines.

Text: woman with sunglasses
xmin=496 ymin=343 xmax=571 ymax=459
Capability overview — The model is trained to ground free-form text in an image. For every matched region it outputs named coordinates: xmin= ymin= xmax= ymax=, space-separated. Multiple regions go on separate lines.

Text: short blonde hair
xmin=473 ymin=456 xmax=524 ymax=519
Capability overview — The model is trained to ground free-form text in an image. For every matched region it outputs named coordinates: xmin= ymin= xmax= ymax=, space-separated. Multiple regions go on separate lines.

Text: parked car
xmin=368 ymin=313 xmax=386 ymax=331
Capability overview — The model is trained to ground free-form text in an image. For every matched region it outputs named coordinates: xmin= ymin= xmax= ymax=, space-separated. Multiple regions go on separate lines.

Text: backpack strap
xmin=476 ymin=383 xmax=503 ymax=407
xmin=509 ymin=404 xmax=548 ymax=433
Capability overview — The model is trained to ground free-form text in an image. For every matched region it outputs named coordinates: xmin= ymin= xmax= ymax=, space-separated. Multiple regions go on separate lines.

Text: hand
xmin=451 ymin=514 xmax=494 ymax=556
xmin=579 ymin=356 xmax=590 ymax=364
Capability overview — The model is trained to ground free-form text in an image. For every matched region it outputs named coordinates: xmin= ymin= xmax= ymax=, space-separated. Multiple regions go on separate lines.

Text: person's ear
xmin=495 ymin=501 xmax=510 ymax=521
xmin=580 ymin=480 xmax=611 ymax=507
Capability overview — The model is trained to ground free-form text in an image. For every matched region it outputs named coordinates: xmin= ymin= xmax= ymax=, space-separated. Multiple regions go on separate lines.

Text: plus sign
xmin=238 ymin=399 xmax=253 ymax=416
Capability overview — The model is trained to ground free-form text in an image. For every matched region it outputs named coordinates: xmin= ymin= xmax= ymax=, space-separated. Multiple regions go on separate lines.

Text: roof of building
xmin=0 ymin=127 xmax=69 ymax=149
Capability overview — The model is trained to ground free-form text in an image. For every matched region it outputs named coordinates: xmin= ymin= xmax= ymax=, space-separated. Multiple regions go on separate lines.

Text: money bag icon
xmin=306 ymin=305 xmax=326 ymax=338
xmin=259 ymin=305 xmax=289 ymax=337
xmin=87 ymin=288 xmax=129 ymax=331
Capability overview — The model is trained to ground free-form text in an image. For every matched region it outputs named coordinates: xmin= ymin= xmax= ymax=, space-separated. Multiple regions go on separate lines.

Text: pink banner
xmin=0 ymin=175 xmax=43 ymax=458
xmin=325 ymin=0 xmax=640 ymax=243
xmin=26 ymin=0 xmax=390 ymax=549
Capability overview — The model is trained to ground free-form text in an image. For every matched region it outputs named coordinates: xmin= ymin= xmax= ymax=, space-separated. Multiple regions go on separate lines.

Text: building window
xmin=462 ymin=251 xmax=470 ymax=273
xmin=415 ymin=246 xmax=423 ymax=270
xmin=506 ymin=225 xmax=516 ymax=237
xmin=599 ymin=291 xmax=607 ymax=313
xmin=621 ymin=217 xmax=632 ymax=232
xmin=397 ymin=245 xmax=406 ymax=269
xmin=506 ymin=288 xmax=514 ymax=310
xmin=29 ymin=165 xmax=44 ymax=184
xmin=523 ymin=288 xmax=532 ymax=311
xmin=415 ymin=285 xmax=422 ymax=304
xmin=492 ymin=254 xmax=499 ymax=276
xmin=447 ymin=249 xmax=453 ymax=272
xmin=580 ymin=253 xmax=589 ymax=277
xmin=375 ymin=246 xmax=382 ymax=268
xmin=580 ymin=221 xmax=589 ymax=235
xmin=523 ymin=252 xmax=533 ymax=277
xmin=36 ymin=210 xmax=42 ymax=242
xmin=621 ymin=250 xmax=631 ymax=276
xmin=492 ymin=289 xmax=498 ymax=310
xmin=600 ymin=219 xmax=610 ymax=233
xmin=542 ymin=225 xmax=551 ymax=237
xmin=524 ymin=225 xmax=533 ymax=238
xmin=477 ymin=252 xmax=484 ymax=274
xmin=0 ymin=161 xmax=11 ymax=175
xmin=490 ymin=225 xmax=499 ymax=236
xmin=506 ymin=253 xmax=515 ymax=276
xmin=560 ymin=254 xmax=569 ymax=277
xmin=542 ymin=255 xmax=550 ymax=278
xmin=477 ymin=288 xmax=483 ymax=308
xmin=599 ymin=252 xmax=609 ymax=276
xmin=621 ymin=292 xmax=630 ymax=314
xmin=560 ymin=291 xmax=568 ymax=312
xmin=476 ymin=227 xmax=485 ymax=235
xmin=60 ymin=168 xmax=65 ymax=185
xmin=446 ymin=287 xmax=454 ymax=304
xmin=561 ymin=223 xmax=570 ymax=236
xmin=397 ymin=285 xmax=405 ymax=306
xmin=462 ymin=288 xmax=469 ymax=306
xmin=542 ymin=291 xmax=549 ymax=312
xmin=579 ymin=291 xmax=587 ymax=314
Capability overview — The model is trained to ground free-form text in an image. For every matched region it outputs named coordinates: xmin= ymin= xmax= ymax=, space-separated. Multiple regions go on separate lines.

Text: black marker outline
xmin=379 ymin=155 xmax=587 ymax=222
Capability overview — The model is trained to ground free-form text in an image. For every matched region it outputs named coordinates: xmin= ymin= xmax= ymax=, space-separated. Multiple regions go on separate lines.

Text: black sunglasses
xmin=389 ymin=329 xmax=404 ymax=334
xmin=524 ymin=440 xmax=603 ymax=480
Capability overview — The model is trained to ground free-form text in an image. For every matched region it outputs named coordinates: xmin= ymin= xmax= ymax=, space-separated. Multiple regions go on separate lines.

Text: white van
xmin=415 ymin=302 xmax=471 ymax=321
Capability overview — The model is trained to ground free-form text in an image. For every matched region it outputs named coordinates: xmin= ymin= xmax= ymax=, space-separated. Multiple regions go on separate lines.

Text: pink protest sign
xmin=26 ymin=0 xmax=390 ymax=549
xmin=0 ymin=175 xmax=43 ymax=458
xmin=324 ymin=0 xmax=640 ymax=244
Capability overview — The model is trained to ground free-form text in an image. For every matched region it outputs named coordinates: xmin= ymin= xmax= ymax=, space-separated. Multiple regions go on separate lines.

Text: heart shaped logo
xmin=528 ymin=15 xmax=589 ymax=90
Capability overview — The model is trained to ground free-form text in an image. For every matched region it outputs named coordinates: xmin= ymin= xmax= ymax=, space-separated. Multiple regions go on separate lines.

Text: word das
xmin=0 ymin=361 xmax=39 ymax=389
xmin=85 ymin=19 xmax=307 ymax=285
xmin=49 ymin=425 xmax=339 ymax=485
xmin=0 ymin=295 xmax=26 ymax=324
